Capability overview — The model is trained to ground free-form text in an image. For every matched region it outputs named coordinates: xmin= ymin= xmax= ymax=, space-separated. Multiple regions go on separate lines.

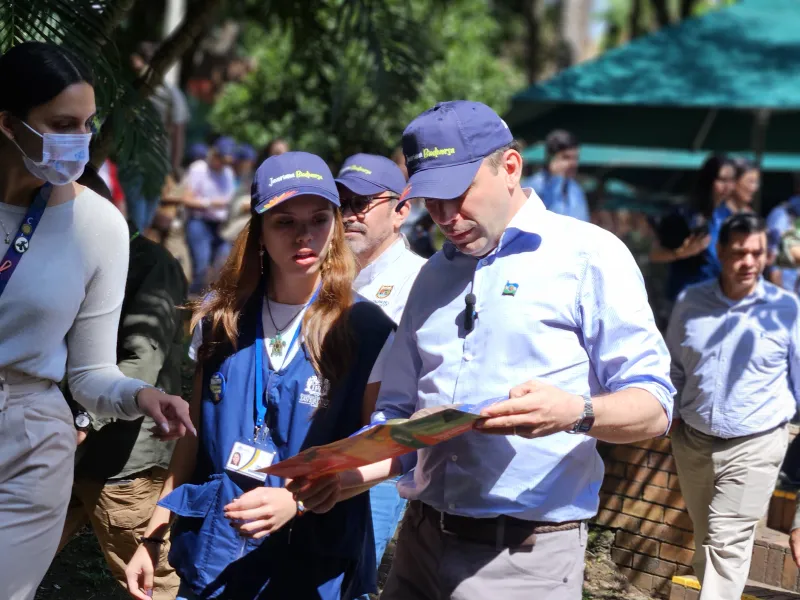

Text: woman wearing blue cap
xmin=125 ymin=151 xmax=395 ymax=600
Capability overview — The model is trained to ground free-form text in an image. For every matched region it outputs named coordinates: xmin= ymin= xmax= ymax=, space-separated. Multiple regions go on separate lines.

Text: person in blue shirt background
xmin=124 ymin=152 xmax=394 ymax=600
xmin=766 ymin=174 xmax=800 ymax=291
xmin=524 ymin=129 xmax=589 ymax=222
xmin=292 ymin=101 xmax=675 ymax=600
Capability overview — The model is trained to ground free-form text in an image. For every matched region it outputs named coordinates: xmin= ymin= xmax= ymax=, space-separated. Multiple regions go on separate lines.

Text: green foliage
xmin=597 ymin=0 xmax=737 ymax=51
xmin=210 ymin=0 xmax=524 ymax=166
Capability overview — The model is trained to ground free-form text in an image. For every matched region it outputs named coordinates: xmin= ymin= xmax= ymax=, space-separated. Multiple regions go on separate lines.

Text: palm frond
xmin=0 ymin=0 xmax=168 ymax=197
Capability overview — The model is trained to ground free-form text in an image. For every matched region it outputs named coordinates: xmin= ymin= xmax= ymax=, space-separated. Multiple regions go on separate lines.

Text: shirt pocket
xmin=752 ymin=330 xmax=788 ymax=371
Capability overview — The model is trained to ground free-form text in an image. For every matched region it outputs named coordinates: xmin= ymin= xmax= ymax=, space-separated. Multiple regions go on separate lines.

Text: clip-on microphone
xmin=464 ymin=293 xmax=477 ymax=332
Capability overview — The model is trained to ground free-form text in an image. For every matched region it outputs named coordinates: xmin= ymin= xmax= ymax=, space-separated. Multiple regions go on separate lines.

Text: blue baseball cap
xmin=213 ymin=136 xmax=238 ymax=158
xmin=335 ymin=153 xmax=406 ymax=196
xmin=251 ymin=151 xmax=340 ymax=214
xmin=187 ymin=142 xmax=208 ymax=162
xmin=400 ymin=100 xmax=513 ymax=202
xmin=236 ymin=143 xmax=257 ymax=162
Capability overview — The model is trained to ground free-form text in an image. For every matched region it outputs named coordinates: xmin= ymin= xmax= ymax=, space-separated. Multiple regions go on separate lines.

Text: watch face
xmin=75 ymin=413 xmax=91 ymax=429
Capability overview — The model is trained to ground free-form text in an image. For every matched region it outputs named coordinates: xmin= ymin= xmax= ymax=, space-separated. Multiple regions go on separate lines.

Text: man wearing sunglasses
xmin=335 ymin=153 xmax=426 ymax=587
xmin=336 ymin=153 xmax=426 ymax=325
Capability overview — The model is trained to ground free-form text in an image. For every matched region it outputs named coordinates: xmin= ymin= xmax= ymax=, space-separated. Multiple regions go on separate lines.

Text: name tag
xmin=225 ymin=440 xmax=275 ymax=482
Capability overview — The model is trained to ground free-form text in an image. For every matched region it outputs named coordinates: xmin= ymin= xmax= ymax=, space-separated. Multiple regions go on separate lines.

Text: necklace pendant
xmin=3 ymin=234 xmax=8 ymax=245
xmin=269 ymin=333 xmax=286 ymax=357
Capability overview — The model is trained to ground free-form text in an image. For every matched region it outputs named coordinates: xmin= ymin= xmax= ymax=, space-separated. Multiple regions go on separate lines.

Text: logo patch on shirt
xmin=299 ymin=375 xmax=330 ymax=408
xmin=376 ymin=285 xmax=394 ymax=299
xmin=209 ymin=372 xmax=226 ymax=403
xmin=502 ymin=281 xmax=519 ymax=296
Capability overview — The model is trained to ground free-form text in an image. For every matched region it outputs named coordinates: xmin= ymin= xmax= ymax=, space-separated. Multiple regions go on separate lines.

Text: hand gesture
xmin=124 ymin=543 xmax=158 ymax=599
xmin=136 ymin=388 xmax=196 ymax=441
xmin=223 ymin=487 xmax=297 ymax=539
xmin=287 ymin=473 xmax=343 ymax=514
xmin=476 ymin=380 xmax=584 ymax=438
xmin=676 ymin=233 xmax=711 ymax=259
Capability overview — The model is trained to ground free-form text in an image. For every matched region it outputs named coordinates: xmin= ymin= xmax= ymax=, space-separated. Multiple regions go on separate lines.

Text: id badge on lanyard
xmin=225 ymin=289 xmax=317 ymax=482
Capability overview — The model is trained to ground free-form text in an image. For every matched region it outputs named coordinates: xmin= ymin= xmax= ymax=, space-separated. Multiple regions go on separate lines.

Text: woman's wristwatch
xmin=74 ymin=410 xmax=91 ymax=433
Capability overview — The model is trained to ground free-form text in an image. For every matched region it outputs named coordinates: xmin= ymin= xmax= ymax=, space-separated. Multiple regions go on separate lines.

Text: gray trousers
xmin=381 ymin=501 xmax=586 ymax=600
xmin=672 ymin=422 xmax=788 ymax=600
xmin=0 ymin=375 xmax=76 ymax=600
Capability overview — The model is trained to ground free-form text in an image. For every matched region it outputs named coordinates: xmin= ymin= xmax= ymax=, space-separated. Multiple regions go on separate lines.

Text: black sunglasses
xmin=340 ymin=194 xmax=399 ymax=215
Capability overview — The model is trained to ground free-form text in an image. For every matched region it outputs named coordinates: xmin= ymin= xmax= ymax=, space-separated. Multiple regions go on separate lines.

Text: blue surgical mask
xmin=12 ymin=121 xmax=91 ymax=186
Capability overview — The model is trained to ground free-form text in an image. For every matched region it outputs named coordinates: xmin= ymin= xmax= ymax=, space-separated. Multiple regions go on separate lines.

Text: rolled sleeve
xmin=578 ymin=234 xmax=676 ymax=433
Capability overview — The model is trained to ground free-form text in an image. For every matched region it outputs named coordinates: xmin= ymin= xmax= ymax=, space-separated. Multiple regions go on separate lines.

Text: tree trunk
xmin=680 ymin=0 xmax=700 ymax=20
xmin=650 ymin=0 xmax=672 ymax=28
xmin=91 ymin=0 xmax=223 ymax=167
xmin=628 ymin=0 xmax=644 ymax=40
xmin=522 ymin=0 xmax=544 ymax=83
xmin=96 ymin=0 xmax=138 ymax=49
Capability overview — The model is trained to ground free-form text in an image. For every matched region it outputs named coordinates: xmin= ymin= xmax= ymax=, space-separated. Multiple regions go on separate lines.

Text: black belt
xmin=416 ymin=501 xmax=582 ymax=548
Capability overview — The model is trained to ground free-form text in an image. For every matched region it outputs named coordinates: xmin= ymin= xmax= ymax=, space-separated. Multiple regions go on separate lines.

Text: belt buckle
xmin=438 ymin=510 xmax=455 ymax=537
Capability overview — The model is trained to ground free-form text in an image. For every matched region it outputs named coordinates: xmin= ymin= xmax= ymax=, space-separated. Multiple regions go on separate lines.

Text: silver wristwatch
xmin=569 ymin=395 xmax=595 ymax=434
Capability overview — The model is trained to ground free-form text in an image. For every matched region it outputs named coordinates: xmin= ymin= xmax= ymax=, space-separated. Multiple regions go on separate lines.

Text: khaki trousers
xmin=59 ymin=467 xmax=180 ymax=600
xmin=672 ymin=422 xmax=788 ymax=600
xmin=381 ymin=501 xmax=586 ymax=600
xmin=0 ymin=377 xmax=76 ymax=600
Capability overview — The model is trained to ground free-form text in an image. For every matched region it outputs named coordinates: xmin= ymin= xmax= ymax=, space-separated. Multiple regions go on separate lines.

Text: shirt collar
xmin=442 ymin=189 xmax=545 ymax=260
xmin=354 ymin=235 xmax=411 ymax=286
xmin=712 ymin=277 xmax=767 ymax=306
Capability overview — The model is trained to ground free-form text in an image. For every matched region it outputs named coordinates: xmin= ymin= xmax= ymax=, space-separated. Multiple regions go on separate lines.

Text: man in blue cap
xmin=335 ymin=153 xmax=426 ymax=583
xmin=336 ymin=154 xmax=426 ymax=323
xmin=293 ymin=101 xmax=675 ymax=599
xmin=184 ymin=136 xmax=238 ymax=295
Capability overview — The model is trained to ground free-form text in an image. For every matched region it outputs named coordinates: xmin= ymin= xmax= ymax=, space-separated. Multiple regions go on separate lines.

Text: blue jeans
xmin=356 ymin=477 xmax=406 ymax=599
xmin=123 ymin=174 xmax=161 ymax=232
xmin=186 ymin=218 xmax=231 ymax=295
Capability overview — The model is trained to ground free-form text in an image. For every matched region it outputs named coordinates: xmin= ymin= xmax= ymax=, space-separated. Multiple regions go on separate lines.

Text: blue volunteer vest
xmin=160 ymin=293 xmax=394 ymax=599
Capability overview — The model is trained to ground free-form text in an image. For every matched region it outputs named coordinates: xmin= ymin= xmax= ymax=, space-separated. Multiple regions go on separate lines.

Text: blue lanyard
xmin=253 ymin=287 xmax=320 ymax=439
xmin=0 ymin=184 xmax=51 ymax=298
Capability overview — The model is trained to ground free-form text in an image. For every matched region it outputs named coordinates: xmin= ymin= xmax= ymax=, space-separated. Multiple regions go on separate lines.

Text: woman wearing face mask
xmin=124 ymin=152 xmax=395 ymax=600
xmin=0 ymin=42 xmax=194 ymax=600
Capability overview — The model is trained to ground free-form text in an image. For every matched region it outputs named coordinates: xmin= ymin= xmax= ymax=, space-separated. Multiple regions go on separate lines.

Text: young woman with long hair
xmin=0 ymin=42 xmax=192 ymax=600
xmin=125 ymin=152 xmax=395 ymax=600
xmin=650 ymin=154 xmax=737 ymax=305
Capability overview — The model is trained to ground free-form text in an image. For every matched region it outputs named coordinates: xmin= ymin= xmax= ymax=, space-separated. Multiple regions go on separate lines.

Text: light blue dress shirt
xmin=666 ymin=279 xmax=800 ymax=439
xmin=526 ymin=170 xmax=590 ymax=222
xmin=373 ymin=191 xmax=675 ymax=523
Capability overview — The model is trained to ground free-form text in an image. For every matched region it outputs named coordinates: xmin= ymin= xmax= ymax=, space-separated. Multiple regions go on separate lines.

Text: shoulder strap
xmin=0 ymin=184 xmax=52 ymax=299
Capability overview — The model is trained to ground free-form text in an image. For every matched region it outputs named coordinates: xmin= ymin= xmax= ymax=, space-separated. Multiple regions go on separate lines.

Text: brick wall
xmin=594 ymin=437 xmax=695 ymax=598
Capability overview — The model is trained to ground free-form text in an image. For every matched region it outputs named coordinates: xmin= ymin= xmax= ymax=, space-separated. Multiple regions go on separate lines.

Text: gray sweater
xmin=0 ymin=186 xmax=145 ymax=418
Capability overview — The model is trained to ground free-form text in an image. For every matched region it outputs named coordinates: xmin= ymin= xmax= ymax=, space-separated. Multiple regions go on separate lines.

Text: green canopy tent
xmin=521 ymin=143 xmax=800 ymax=208
xmin=507 ymin=0 xmax=800 ymax=164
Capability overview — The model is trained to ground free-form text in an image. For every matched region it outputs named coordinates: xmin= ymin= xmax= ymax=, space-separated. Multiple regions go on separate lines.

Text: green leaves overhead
xmin=210 ymin=0 xmax=524 ymax=166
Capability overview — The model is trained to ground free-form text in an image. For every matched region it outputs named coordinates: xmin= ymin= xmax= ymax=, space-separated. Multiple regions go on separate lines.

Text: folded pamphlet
xmin=260 ymin=397 xmax=505 ymax=479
